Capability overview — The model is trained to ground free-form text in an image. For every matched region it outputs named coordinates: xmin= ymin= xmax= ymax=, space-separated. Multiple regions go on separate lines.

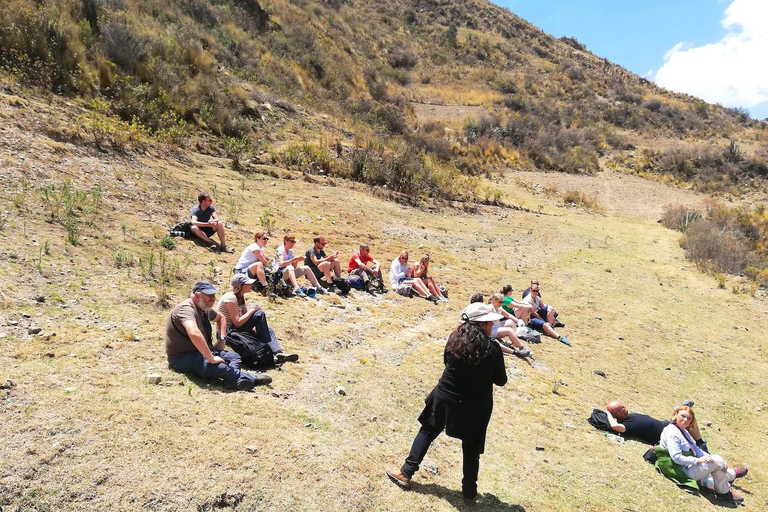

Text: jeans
xmin=233 ymin=310 xmax=282 ymax=353
xmin=401 ymin=426 xmax=481 ymax=499
xmin=168 ymin=349 xmax=253 ymax=384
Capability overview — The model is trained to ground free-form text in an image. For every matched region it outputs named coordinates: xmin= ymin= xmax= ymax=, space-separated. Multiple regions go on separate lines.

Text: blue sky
xmin=493 ymin=0 xmax=768 ymax=120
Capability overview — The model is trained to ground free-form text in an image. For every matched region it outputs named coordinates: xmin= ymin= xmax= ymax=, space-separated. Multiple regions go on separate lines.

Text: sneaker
xmin=328 ymin=285 xmax=338 ymax=294
xmin=716 ymin=491 xmax=744 ymax=503
xmin=385 ymin=466 xmax=411 ymax=488
xmin=733 ymin=465 xmax=749 ymax=479
xmin=251 ymin=372 xmax=272 ymax=386
xmin=315 ymin=286 xmax=327 ymax=295
xmin=554 ymin=321 xmax=566 ymax=328
xmin=426 ymin=295 xmax=440 ymax=304
xmin=379 ymin=286 xmax=388 ymax=294
xmin=293 ymin=287 xmax=306 ymax=298
xmin=220 ymin=245 xmax=235 ymax=254
xmin=318 ymin=279 xmax=332 ymax=289
xmin=514 ymin=347 xmax=531 ymax=358
xmin=207 ymin=244 xmax=219 ymax=253
xmin=439 ymin=296 xmax=449 ymax=302
xmin=274 ymin=352 xmax=299 ymax=364
xmin=558 ymin=336 xmax=571 ymax=346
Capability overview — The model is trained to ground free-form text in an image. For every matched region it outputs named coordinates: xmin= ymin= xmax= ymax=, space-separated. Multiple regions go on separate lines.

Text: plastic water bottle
xmin=604 ymin=432 xmax=625 ymax=443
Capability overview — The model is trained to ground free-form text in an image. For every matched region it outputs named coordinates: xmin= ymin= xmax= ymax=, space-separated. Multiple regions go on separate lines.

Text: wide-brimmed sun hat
xmin=459 ymin=302 xmax=503 ymax=323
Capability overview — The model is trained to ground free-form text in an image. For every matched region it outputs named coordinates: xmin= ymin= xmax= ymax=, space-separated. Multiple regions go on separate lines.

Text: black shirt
xmin=622 ymin=413 xmax=669 ymax=444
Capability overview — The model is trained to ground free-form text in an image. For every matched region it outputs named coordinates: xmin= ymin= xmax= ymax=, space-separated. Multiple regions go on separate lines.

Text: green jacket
xmin=654 ymin=446 xmax=698 ymax=490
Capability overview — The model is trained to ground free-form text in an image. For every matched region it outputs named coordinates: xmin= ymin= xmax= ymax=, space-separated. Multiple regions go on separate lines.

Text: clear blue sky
xmin=492 ymin=0 xmax=768 ymax=120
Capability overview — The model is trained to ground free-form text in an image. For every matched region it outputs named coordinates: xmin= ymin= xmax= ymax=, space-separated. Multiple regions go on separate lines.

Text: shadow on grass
xmin=409 ymin=482 xmax=526 ymax=511
xmin=169 ymin=368 xmax=274 ymax=394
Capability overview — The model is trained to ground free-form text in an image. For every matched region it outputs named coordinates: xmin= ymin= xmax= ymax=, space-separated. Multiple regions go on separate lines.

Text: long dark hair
xmin=446 ymin=321 xmax=492 ymax=365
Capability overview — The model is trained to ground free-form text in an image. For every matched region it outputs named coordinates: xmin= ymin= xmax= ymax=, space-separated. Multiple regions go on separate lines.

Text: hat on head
xmin=460 ymin=302 xmax=503 ymax=323
xmin=192 ymin=281 xmax=217 ymax=294
xmin=231 ymin=274 xmax=256 ymax=288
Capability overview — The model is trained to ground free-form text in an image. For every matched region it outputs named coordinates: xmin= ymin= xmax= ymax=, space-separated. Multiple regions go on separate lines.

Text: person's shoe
xmin=379 ymin=286 xmax=388 ymax=294
xmin=315 ymin=286 xmax=327 ymax=295
xmin=716 ymin=490 xmax=744 ymax=503
xmin=274 ymin=352 xmax=299 ymax=364
xmin=236 ymin=378 xmax=256 ymax=391
xmin=328 ymin=285 xmax=338 ymax=294
xmin=426 ymin=295 xmax=439 ymax=304
xmin=733 ymin=465 xmax=749 ymax=479
xmin=514 ymin=347 xmax=531 ymax=358
xmin=558 ymin=336 xmax=571 ymax=346
xmin=293 ymin=287 xmax=306 ymax=298
xmin=318 ymin=279 xmax=332 ymax=289
xmin=462 ymin=494 xmax=478 ymax=506
xmin=385 ymin=466 xmax=411 ymax=488
xmin=220 ymin=245 xmax=235 ymax=254
xmin=207 ymin=244 xmax=220 ymax=253
xmin=554 ymin=320 xmax=566 ymax=328
xmin=439 ymin=296 xmax=449 ymax=302
xmin=251 ymin=372 xmax=272 ymax=386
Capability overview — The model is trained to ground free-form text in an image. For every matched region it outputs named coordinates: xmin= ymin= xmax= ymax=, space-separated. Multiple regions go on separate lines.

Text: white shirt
xmin=389 ymin=259 xmax=409 ymax=289
xmin=234 ymin=243 xmax=264 ymax=270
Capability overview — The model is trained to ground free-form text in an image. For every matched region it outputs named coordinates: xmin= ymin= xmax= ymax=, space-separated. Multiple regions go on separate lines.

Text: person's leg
xmin=171 ymin=350 xmax=245 ymax=385
xmin=284 ymin=266 xmax=300 ymax=289
xmin=240 ymin=311 xmax=282 ymax=353
xmin=683 ymin=456 xmax=730 ymax=494
xmin=191 ymin=226 xmax=215 ymax=245
xmin=301 ymin=266 xmax=321 ymax=287
xmin=401 ymin=425 xmax=442 ymax=478
xmin=461 ymin=439 xmax=481 ymax=500
xmin=215 ymin=222 xmax=227 ymax=247
xmin=248 ymin=262 xmax=268 ymax=287
xmin=318 ymin=261 xmax=333 ymax=282
xmin=514 ymin=306 xmax=533 ymax=322
xmin=423 ymin=277 xmax=439 ymax=297
xmin=496 ymin=326 xmax=523 ymax=349
xmin=331 ymin=259 xmax=342 ymax=277
xmin=408 ymin=278 xmax=431 ymax=298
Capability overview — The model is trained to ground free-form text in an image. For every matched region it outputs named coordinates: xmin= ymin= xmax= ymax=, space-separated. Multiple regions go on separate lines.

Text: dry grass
xmin=2 ymin=93 xmax=768 ymax=512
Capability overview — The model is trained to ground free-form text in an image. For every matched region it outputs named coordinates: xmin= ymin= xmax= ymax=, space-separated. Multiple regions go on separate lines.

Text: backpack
xmin=516 ymin=325 xmax=541 ymax=344
xmin=332 ymin=276 xmax=351 ymax=295
xmin=225 ymin=330 xmax=274 ymax=368
xmin=169 ymin=221 xmax=192 ymax=238
xmin=347 ymin=274 xmax=364 ymax=290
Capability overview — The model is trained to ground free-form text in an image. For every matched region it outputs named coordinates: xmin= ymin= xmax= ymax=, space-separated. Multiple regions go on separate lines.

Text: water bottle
xmin=604 ymin=432 xmax=625 ymax=443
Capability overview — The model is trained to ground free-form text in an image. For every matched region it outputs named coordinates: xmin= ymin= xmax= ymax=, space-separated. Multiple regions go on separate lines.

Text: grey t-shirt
xmin=190 ymin=204 xmax=215 ymax=223
xmin=165 ymin=298 xmax=217 ymax=358
xmin=304 ymin=246 xmax=326 ymax=278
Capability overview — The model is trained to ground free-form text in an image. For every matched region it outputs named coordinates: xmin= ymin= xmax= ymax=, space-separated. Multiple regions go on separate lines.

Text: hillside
xmin=2 ymin=0 xmax=768 ymax=510
xmin=2 ymin=85 xmax=768 ymax=511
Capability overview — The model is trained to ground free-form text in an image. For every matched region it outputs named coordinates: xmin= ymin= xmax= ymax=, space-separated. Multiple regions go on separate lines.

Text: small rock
xmin=535 ymin=446 xmax=545 ymax=451
xmin=245 ymin=445 xmax=259 ymax=454
xmin=22 ymin=313 xmax=31 ymax=319
xmin=564 ymin=423 xmax=576 ymax=430
xmin=35 ymin=296 xmax=45 ymax=303
xmin=704 ymin=421 xmax=712 ymax=427
xmin=8 ymin=320 xmax=18 ymax=326
xmin=595 ymin=316 xmax=603 ymax=321
xmin=0 ymin=379 xmax=16 ymax=389
xmin=421 ymin=456 xmax=439 ymax=475
xmin=665 ymin=367 xmax=671 ymax=371
xmin=375 ymin=435 xmax=385 ymax=443
xmin=594 ymin=370 xmax=606 ymax=378
xmin=146 ymin=374 xmax=162 ymax=385
xmin=617 ymin=336 xmax=624 ymax=341
xmin=28 ymin=327 xmax=42 ymax=335
xmin=369 ymin=415 xmax=377 ymax=422
xmin=335 ymin=386 xmax=346 ymax=396
xmin=44 ymin=352 xmax=55 ymax=358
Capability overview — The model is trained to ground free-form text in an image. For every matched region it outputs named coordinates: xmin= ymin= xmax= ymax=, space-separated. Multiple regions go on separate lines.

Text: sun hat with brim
xmin=231 ymin=274 xmax=256 ymax=288
xmin=192 ymin=281 xmax=217 ymax=294
xmin=460 ymin=302 xmax=503 ymax=323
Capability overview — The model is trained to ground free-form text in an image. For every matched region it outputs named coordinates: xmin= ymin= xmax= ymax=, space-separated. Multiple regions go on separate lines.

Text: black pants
xmin=230 ymin=310 xmax=280 ymax=353
xmin=401 ymin=425 xmax=481 ymax=499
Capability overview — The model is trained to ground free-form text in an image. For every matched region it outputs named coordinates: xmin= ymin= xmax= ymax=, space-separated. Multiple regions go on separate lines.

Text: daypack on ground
xmin=169 ymin=221 xmax=192 ymax=238
xmin=225 ymin=330 xmax=274 ymax=368
xmin=347 ymin=274 xmax=364 ymax=290
xmin=332 ymin=276 xmax=351 ymax=295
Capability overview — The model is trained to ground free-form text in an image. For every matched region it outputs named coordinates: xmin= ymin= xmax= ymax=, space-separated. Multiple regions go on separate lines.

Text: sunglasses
xmin=261 ymin=237 xmax=269 ymax=241
xmin=287 ymin=239 xmax=296 ymax=243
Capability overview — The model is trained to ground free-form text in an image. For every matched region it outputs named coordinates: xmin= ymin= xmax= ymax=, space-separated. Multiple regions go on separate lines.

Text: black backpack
xmin=169 ymin=221 xmax=192 ymax=238
xmin=225 ymin=330 xmax=274 ymax=368
xmin=332 ymin=276 xmax=351 ymax=295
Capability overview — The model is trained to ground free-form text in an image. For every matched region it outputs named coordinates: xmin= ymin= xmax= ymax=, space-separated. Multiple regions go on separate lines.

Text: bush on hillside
xmin=660 ymin=204 xmax=701 ymax=232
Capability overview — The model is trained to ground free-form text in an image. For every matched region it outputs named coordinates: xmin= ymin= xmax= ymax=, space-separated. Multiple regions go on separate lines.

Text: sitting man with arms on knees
xmin=190 ymin=192 xmax=234 ymax=253
xmin=522 ymin=279 xmax=564 ymax=327
xmin=603 ymin=400 xmax=706 ymax=448
xmin=305 ymin=236 xmax=341 ymax=290
xmin=348 ymin=243 xmax=383 ymax=293
xmin=165 ymin=281 xmax=271 ymax=390
xmin=275 ymin=233 xmax=324 ymax=298
xmin=521 ymin=282 xmax=570 ymax=346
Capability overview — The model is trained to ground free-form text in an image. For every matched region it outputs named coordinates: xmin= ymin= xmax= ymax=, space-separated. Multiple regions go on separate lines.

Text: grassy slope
xmin=1 ymin=93 xmax=767 ymax=512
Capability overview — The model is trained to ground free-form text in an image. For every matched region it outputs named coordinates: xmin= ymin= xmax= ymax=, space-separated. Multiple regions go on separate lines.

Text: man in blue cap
xmin=165 ymin=281 xmax=271 ymax=389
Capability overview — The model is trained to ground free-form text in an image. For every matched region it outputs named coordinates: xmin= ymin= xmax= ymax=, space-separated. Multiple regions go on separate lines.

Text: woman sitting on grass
xmin=657 ymin=405 xmax=747 ymax=503
xmin=389 ymin=250 xmax=439 ymax=303
xmin=233 ymin=231 xmax=274 ymax=296
xmin=412 ymin=254 xmax=447 ymax=302
xmin=386 ymin=303 xmax=508 ymax=505
xmin=216 ymin=274 xmax=298 ymax=365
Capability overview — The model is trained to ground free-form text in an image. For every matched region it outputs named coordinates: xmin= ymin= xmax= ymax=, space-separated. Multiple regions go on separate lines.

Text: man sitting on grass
xmin=165 ymin=281 xmax=271 ymax=390
xmin=521 ymin=281 xmax=570 ymax=346
xmin=190 ymin=192 xmax=234 ymax=253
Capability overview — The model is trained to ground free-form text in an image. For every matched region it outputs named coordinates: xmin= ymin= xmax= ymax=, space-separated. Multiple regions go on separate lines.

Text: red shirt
xmin=348 ymin=250 xmax=373 ymax=272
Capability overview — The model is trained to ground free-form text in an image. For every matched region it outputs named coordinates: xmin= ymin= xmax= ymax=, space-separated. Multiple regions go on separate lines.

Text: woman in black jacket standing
xmin=386 ymin=302 xmax=508 ymax=504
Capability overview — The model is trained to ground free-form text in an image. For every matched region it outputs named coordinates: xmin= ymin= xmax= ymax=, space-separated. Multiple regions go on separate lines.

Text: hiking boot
xmin=315 ymin=286 xmax=327 ymax=295
xmin=558 ymin=336 xmax=571 ymax=346
xmin=514 ymin=347 xmax=531 ymax=358
xmin=293 ymin=287 xmax=307 ymax=298
xmin=462 ymin=494 xmax=478 ymax=506
xmin=426 ymin=295 xmax=440 ymax=304
xmin=385 ymin=466 xmax=411 ymax=488
xmin=733 ymin=465 xmax=749 ymax=479
xmin=318 ymin=279 xmax=332 ymax=289
xmin=554 ymin=320 xmax=566 ymax=328
xmin=251 ymin=372 xmax=272 ymax=386
xmin=328 ymin=285 xmax=338 ymax=294
xmin=236 ymin=378 xmax=256 ymax=391
xmin=274 ymin=352 xmax=299 ymax=364
xmin=716 ymin=491 xmax=744 ymax=503
xmin=207 ymin=244 xmax=220 ymax=253
xmin=220 ymin=245 xmax=234 ymax=254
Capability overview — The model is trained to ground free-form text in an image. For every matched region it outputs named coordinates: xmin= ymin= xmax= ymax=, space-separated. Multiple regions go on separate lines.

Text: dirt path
xmin=508 ymin=168 xmax=707 ymax=221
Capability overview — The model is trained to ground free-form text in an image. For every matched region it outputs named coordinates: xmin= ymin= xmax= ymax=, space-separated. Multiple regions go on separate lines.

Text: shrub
xmin=660 ymin=204 xmax=702 ymax=232
xmin=159 ymin=236 xmax=176 ymax=250
xmin=680 ymin=219 xmax=750 ymax=274
xmin=387 ymin=47 xmax=418 ymax=70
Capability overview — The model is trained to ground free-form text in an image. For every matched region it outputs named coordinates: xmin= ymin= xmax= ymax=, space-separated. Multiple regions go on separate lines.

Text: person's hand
xmin=209 ymin=356 xmax=226 ymax=365
xmin=697 ymin=455 xmax=715 ymax=465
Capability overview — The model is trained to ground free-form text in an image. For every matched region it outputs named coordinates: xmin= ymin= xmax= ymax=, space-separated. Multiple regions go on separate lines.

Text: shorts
xmin=200 ymin=226 xmax=215 ymax=237
xmin=491 ymin=323 xmax=502 ymax=338
xmin=529 ymin=318 xmax=546 ymax=330
xmin=537 ymin=306 xmax=549 ymax=318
